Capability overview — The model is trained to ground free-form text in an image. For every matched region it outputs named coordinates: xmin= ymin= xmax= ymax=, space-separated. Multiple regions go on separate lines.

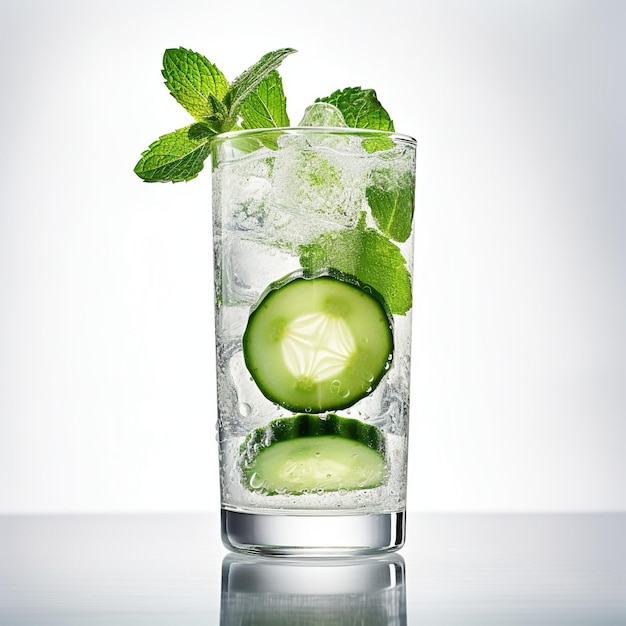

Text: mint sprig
xmin=134 ymin=47 xmax=295 ymax=182
xmin=134 ymin=48 xmax=404 ymax=183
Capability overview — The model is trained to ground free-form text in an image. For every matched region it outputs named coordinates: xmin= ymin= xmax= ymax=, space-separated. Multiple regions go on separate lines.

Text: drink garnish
xmin=134 ymin=47 xmax=395 ymax=183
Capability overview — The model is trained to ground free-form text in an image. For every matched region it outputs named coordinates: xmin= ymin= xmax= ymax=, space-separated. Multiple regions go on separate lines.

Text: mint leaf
xmin=162 ymin=48 xmax=229 ymax=121
xmin=240 ymin=70 xmax=290 ymax=129
xmin=317 ymin=87 xmax=394 ymax=131
xmin=366 ymin=170 xmax=415 ymax=243
xmin=299 ymin=215 xmax=412 ymax=315
xmin=134 ymin=124 xmax=216 ymax=182
xmin=224 ymin=48 xmax=296 ymax=123
xmin=361 ymin=136 xmax=396 ymax=153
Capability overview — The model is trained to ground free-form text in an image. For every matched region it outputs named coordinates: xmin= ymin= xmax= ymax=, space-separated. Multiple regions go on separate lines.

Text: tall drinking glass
xmin=211 ymin=128 xmax=416 ymax=556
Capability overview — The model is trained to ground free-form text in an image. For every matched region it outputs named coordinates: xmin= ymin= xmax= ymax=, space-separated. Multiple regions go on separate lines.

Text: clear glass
xmin=211 ymin=127 xmax=417 ymax=556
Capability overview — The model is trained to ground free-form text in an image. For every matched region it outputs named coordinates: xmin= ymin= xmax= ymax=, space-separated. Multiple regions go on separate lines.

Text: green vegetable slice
xmin=240 ymin=414 xmax=386 ymax=495
xmin=243 ymin=272 xmax=393 ymax=413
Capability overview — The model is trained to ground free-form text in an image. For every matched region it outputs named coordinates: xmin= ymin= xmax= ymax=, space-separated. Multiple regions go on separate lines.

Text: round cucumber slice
xmin=243 ymin=272 xmax=393 ymax=412
xmin=240 ymin=414 xmax=387 ymax=495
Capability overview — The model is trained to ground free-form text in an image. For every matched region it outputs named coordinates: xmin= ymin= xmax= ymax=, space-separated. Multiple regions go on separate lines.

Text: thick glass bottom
xmin=221 ymin=508 xmax=405 ymax=557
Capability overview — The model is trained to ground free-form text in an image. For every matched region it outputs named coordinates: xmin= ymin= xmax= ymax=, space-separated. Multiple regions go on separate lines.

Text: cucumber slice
xmin=243 ymin=272 xmax=393 ymax=412
xmin=240 ymin=414 xmax=387 ymax=495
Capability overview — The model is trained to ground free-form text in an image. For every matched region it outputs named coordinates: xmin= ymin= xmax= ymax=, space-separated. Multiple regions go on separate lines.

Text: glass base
xmin=221 ymin=509 xmax=405 ymax=557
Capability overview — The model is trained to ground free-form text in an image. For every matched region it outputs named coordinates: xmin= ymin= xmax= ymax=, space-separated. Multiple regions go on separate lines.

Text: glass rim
xmin=213 ymin=126 xmax=417 ymax=146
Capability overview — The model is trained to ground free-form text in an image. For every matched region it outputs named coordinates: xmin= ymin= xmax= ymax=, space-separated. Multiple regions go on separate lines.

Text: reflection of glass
xmin=212 ymin=128 xmax=417 ymax=555
xmin=220 ymin=553 xmax=406 ymax=625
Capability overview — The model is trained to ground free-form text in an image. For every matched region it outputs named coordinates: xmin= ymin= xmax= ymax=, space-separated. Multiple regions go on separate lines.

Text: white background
xmin=1 ymin=0 xmax=624 ymax=514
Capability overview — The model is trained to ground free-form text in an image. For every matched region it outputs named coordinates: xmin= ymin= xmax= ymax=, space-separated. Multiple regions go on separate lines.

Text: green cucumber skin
xmin=243 ymin=271 xmax=393 ymax=413
xmin=240 ymin=414 xmax=387 ymax=496
xmin=243 ymin=414 xmax=386 ymax=452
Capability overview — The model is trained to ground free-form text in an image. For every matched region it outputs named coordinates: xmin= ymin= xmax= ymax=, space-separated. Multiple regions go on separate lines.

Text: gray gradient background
xmin=1 ymin=0 xmax=624 ymax=514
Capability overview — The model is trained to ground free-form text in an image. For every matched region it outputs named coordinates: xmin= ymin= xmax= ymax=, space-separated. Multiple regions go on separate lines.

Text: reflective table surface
xmin=1 ymin=513 xmax=624 ymax=624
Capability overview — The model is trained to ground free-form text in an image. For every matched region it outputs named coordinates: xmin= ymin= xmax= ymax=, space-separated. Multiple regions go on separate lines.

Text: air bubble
xmin=239 ymin=402 xmax=252 ymax=417
xmin=249 ymin=472 xmax=265 ymax=490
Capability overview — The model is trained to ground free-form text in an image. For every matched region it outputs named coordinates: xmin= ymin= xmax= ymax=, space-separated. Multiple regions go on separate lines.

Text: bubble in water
xmin=239 ymin=402 xmax=252 ymax=417
xmin=330 ymin=379 xmax=350 ymax=398
xmin=248 ymin=472 xmax=265 ymax=490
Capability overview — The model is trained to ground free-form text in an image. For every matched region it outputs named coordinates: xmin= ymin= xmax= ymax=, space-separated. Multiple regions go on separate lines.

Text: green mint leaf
xmin=187 ymin=122 xmax=216 ymax=140
xmin=162 ymin=48 xmax=229 ymax=121
xmin=207 ymin=94 xmax=228 ymax=120
xmin=366 ymin=170 xmax=415 ymax=242
xmin=299 ymin=215 xmax=412 ymax=315
xmin=240 ymin=70 xmax=290 ymax=129
xmin=224 ymin=48 xmax=296 ymax=122
xmin=361 ymin=136 xmax=396 ymax=153
xmin=134 ymin=124 xmax=216 ymax=183
xmin=317 ymin=87 xmax=394 ymax=131
xmin=298 ymin=102 xmax=347 ymax=127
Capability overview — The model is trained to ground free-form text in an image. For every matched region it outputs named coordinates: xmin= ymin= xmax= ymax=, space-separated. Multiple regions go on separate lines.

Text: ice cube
xmin=215 ymin=150 xmax=274 ymax=233
xmin=298 ymin=102 xmax=348 ymax=128
xmin=267 ymin=137 xmax=370 ymax=247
